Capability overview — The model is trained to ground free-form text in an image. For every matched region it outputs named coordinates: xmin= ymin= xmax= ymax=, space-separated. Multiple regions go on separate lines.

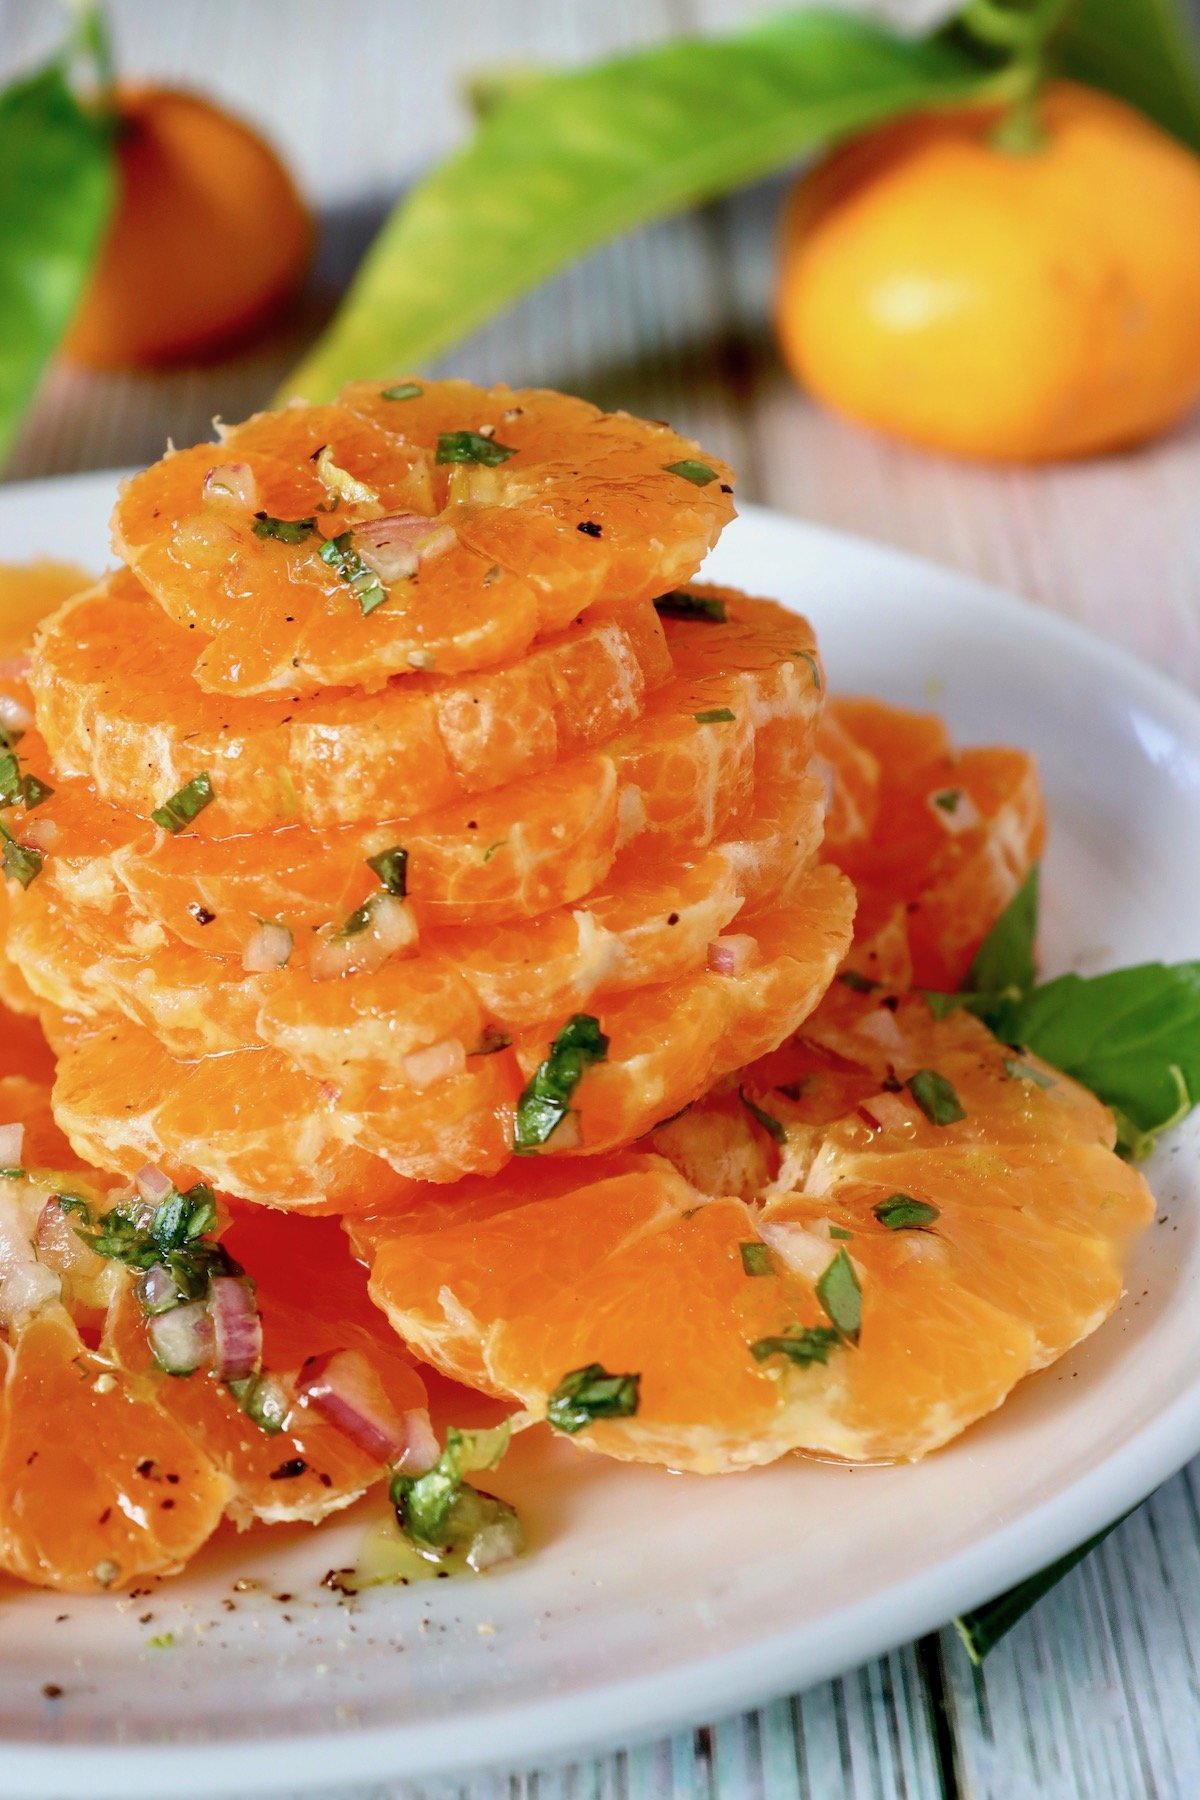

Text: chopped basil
xmin=750 ymin=1325 xmax=840 ymax=1367
xmin=932 ymin=788 xmax=962 ymax=814
xmin=19 ymin=773 xmax=53 ymax=809
xmin=874 ymin=1194 xmax=940 ymax=1231
xmin=839 ymin=970 xmax=880 ymax=993
xmin=391 ymin=1420 xmax=515 ymax=1548
xmin=653 ymin=591 xmax=727 ymax=623
xmin=514 ymin=1012 xmax=609 ymax=1150
xmin=1003 ymin=1056 xmax=1054 ymax=1089
xmin=663 ymin=458 xmax=718 ymax=485
xmin=907 ymin=1068 xmax=967 ymax=1126
xmin=0 ymin=750 xmax=55 ymax=812
xmin=253 ymin=512 xmax=316 ymax=544
xmin=436 ymin=430 xmax=517 ymax=466
xmin=0 ymin=823 xmax=42 ymax=888
xmin=816 ymin=1247 xmax=862 ymax=1343
xmin=228 ymin=1371 xmax=291 ymax=1435
xmin=69 ymin=1183 xmax=235 ymax=1304
xmin=547 ymin=1363 xmax=640 ymax=1434
xmin=0 ymin=1167 xmax=24 ymax=1180
xmin=152 ymin=771 xmax=215 ymax=834
xmin=482 ymin=839 xmax=508 ymax=863
xmin=828 ymin=1224 xmax=854 ymax=1241
xmin=795 ymin=648 xmax=822 ymax=691
xmin=694 ymin=707 xmax=735 ymax=724
xmin=366 ymin=845 xmax=408 ymax=897
xmin=470 ymin=1028 xmax=512 ymax=1057
xmin=739 ymin=1086 xmax=787 ymax=1145
xmin=381 ymin=381 xmax=423 ymax=400
xmin=739 ymin=1241 xmax=774 ymax=1277
xmin=319 ymin=531 xmax=388 ymax=616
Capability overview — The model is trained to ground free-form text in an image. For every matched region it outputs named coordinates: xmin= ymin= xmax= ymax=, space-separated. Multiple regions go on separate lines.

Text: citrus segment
xmin=32 ymin=571 xmax=672 ymax=834
xmin=113 ymin=383 xmax=735 ymax=695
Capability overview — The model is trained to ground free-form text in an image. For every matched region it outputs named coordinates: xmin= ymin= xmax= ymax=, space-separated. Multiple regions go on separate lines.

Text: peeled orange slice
xmin=32 ymin=570 xmax=673 ymax=835
xmin=112 ymin=383 xmax=735 ymax=695
xmin=817 ymin=696 xmax=1046 ymax=989
xmin=363 ymin=985 xmax=1152 ymax=1472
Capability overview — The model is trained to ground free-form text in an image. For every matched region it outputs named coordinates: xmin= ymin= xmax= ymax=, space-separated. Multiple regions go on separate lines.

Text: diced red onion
xmin=309 ymin=895 xmax=418 ymax=982
xmin=21 ymin=817 xmax=58 ymax=852
xmin=857 ymin=1092 xmax=913 ymax=1133
xmin=202 ymin=461 xmax=259 ymax=510
xmin=148 ymin=1300 xmax=214 ymax=1375
xmin=297 ymin=1348 xmax=435 ymax=1467
xmin=135 ymin=1263 xmax=180 ymax=1315
xmin=0 ymin=690 xmax=33 ymax=730
xmin=313 ymin=445 xmax=379 ymax=508
xmin=209 ymin=1275 xmax=263 ymax=1381
xmin=466 ymin=1515 xmax=525 ymax=1574
xmin=134 ymin=1163 xmax=174 ymax=1206
xmin=400 ymin=1038 xmax=466 ymax=1091
xmin=0 ymin=1123 xmax=25 ymax=1167
xmin=706 ymin=933 xmax=757 ymax=976
xmin=242 ymin=920 xmax=293 ymax=973
xmin=351 ymin=514 xmax=456 ymax=582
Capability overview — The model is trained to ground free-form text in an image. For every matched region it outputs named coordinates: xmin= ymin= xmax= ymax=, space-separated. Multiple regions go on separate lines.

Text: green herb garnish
xmin=381 ymin=381 xmax=423 ymax=400
xmin=436 ymin=430 xmax=517 ymax=466
xmin=366 ymin=845 xmax=408 ymax=896
xmin=547 ymin=1364 xmax=640 ymax=1434
xmin=694 ymin=707 xmax=735 ymax=724
xmin=152 ymin=772 xmax=214 ymax=834
xmin=1003 ymin=1056 xmax=1054 ymax=1089
xmin=514 ymin=1013 xmax=608 ymax=1149
xmin=739 ymin=1086 xmax=787 ymax=1145
xmin=838 ymin=970 xmax=879 ymax=993
xmin=663 ymin=458 xmax=717 ymax=485
xmin=0 ymin=1167 xmax=24 ymax=1180
xmin=68 ymin=1184 xmax=235 ymax=1304
xmin=0 ymin=752 xmax=52 ymax=811
xmin=739 ymin=1241 xmax=774 ymax=1277
xmin=873 ymin=1195 xmax=940 ymax=1231
xmin=228 ymin=1371 xmax=291 ymax=1436
xmin=828 ymin=1225 xmax=853 ymax=1240
xmin=932 ymin=788 xmax=962 ymax=814
xmin=816 ymin=1247 xmax=862 ymax=1343
xmin=750 ymin=1325 xmax=840 ymax=1367
xmin=653 ymin=591 xmax=727 ymax=623
xmin=253 ymin=512 xmax=316 ymax=544
xmin=795 ymin=648 xmax=822 ymax=690
xmin=390 ymin=1420 xmax=516 ymax=1548
xmin=907 ymin=1068 xmax=967 ymax=1126
xmin=319 ymin=531 xmax=388 ymax=616
xmin=0 ymin=822 xmax=42 ymax=888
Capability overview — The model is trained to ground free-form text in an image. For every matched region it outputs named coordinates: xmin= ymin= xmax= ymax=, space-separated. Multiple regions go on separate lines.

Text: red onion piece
xmin=309 ymin=895 xmax=418 ymax=981
xmin=0 ymin=1123 xmax=25 ymax=1167
xmin=136 ymin=1263 xmax=180 ymax=1315
xmin=351 ymin=514 xmax=456 ymax=582
xmin=857 ymin=1093 xmax=912 ymax=1133
xmin=0 ymin=690 xmax=33 ymax=731
xmin=148 ymin=1301 xmax=214 ymax=1375
xmin=209 ymin=1275 xmax=263 ymax=1381
xmin=399 ymin=1038 xmax=466 ymax=1091
xmin=706 ymin=933 xmax=757 ymax=976
xmin=135 ymin=1163 xmax=174 ymax=1206
xmin=202 ymin=461 xmax=259 ymax=511
xmin=242 ymin=920 xmax=293 ymax=973
xmin=297 ymin=1348 xmax=435 ymax=1467
xmin=21 ymin=818 xmax=58 ymax=852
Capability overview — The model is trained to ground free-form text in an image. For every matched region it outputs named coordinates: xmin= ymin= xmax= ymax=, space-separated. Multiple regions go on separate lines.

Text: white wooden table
xmin=5 ymin=3 xmax=1200 ymax=1794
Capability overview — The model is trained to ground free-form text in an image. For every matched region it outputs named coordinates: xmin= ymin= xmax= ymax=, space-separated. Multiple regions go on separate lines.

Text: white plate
xmin=2 ymin=480 xmax=1199 ymax=1799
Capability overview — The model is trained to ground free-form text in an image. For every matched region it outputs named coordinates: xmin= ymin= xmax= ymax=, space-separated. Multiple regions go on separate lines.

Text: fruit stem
xmin=64 ymin=0 xmax=118 ymax=128
xmin=960 ymin=0 xmax=1076 ymax=153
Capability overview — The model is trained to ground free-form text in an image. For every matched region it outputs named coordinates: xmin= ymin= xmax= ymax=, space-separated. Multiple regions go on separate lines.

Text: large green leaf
xmin=282 ymin=10 xmax=993 ymax=401
xmin=1058 ymin=0 xmax=1200 ymax=149
xmin=0 ymin=64 xmax=114 ymax=467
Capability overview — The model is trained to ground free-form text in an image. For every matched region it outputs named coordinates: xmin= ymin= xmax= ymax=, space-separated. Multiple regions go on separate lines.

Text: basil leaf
xmin=663 ymin=458 xmax=718 ymax=486
xmin=907 ymin=1068 xmax=967 ymax=1126
xmin=152 ymin=772 xmax=215 ymax=834
xmin=318 ymin=531 xmax=388 ymax=616
xmin=514 ymin=1013 xmax=609 ymax=1150
xmin=739 ymin=1086 xmax=788 ymax=1145
xmin=739 ymin=1241 xmax=775 ymax=1277
xmin=282 ymin=14 xmax=990 ymax=399
xmin=694 ymin=708 xmax=735 ymax=724
xmin=932 ymin=787 xmax=963 ymax=815
xmin=0 ymin=63 xmax=114 ymax=466
xmin=839 ymin=970 xmax=880 ymax=994
xmin=966 ymin=864 xmax=1039 ymax=1003
xmin=366 ymin=845 xmax=408 ymax=897
xmin=253 ymin=513 xmax=316 ymax=544
xmin=653 ymin=591 xmax=727 ymax=623
xmin=816 ymin=1246 xmax=862 ymax=1342
xmin=391 ymin=1421 xmax=518 ymax=1550
xmin=1057 ymin=0 xmax=1200 ymax=151
xmin=381 ymin=381 xmax=423 ymax=400
xmin=954 ymin=1511 xmax=1133 ymax=1663
xmin=0 ymin=822 xmax=42 ymax=889
xmin=547 ymin=1363 xmax=640 ymax=1434
xmin=435 ymin=431 xmax=517 ymax=466
xmin=750 ymin=1325 xmax=840 ymax=1367
xmin=874 ymin=1194 xmax=940 ymax=1231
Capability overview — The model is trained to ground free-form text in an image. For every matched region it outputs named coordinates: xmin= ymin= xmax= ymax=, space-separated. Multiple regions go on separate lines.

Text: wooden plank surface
xmin=4 ymin=3 xmax=1200 ymax=1795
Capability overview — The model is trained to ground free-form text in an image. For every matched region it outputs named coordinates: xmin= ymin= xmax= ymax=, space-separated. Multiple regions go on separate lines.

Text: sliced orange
xmin=112 ymin=383 xmax=735 ymax=695
xmin=363 ymin=986 xmax=1152 ymax=1472
xmin=33 ymin=570 xmax=672 ymax=835
xmin=818 ymin=696 xmax=1046 ymax=988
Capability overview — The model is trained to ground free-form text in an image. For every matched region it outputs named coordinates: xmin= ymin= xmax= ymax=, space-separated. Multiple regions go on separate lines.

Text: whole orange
xmin=63 ymin=86 xmax=312 ymax=369
xmin=774 ymin=82 xmax=1200 ymax=462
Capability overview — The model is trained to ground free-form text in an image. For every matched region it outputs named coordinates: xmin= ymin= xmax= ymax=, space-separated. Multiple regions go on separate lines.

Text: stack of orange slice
xmin=0 ymin=380 xmax=1153 ymax=1590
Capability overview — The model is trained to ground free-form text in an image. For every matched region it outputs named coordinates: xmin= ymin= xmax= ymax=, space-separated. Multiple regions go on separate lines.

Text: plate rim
xmin=2 ymin=478 xmax=1199 ymax=1795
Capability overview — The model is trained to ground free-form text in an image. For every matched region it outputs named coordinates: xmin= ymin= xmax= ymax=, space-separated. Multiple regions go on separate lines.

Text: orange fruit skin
xmin=775 ymin=82 xmax=1200 ymax=462
xmin=63 ymin=86 xmax=311 ymax=370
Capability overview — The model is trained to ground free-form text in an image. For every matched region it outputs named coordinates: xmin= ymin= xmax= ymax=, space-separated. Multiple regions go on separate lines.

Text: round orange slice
xmin=362 ymin=986 xmax=1152 ymax=1472
xmin=112 ymin=382 xmax=735 ymax=696
xmin=32 ymin=569 xmax=672 ymax=835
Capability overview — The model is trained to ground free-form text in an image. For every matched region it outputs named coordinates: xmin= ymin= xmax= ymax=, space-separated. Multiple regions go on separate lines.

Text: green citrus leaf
xmin=1057 ymin=0 xmax=1200 ymax=151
